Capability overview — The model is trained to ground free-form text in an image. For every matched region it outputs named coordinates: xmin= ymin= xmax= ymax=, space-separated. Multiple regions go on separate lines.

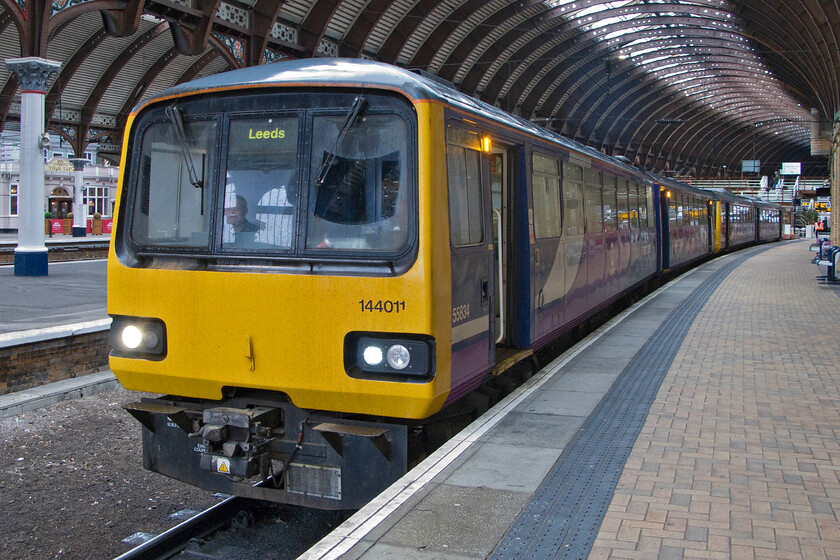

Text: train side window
xmin=617 ymin=179 xmax=630 ymax=230
xmin=584 ymin=169 xmax=603 ymax=233
xmin=446 ymin=143 xmax=484 ymax=246
xmin=532 ymin=153 xmax=562 ymax=238
xmin=645 ymin=184 xmax=655 ymax=228
xmin=628 ymin=182 xmax=639 ymax=229
xmin=603 ymin=175 xmax=617 ymax=232
xmin=636 ymin=183 xmax=647 ymax=227
xmin=562 ymin=163 xmax=585 ymax=236
xmin=670 ymin=196 xmax=678 ymax=225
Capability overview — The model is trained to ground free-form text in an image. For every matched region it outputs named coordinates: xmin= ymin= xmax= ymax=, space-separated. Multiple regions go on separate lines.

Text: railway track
xmin=113 ymin=495 xmax=253 ymax=560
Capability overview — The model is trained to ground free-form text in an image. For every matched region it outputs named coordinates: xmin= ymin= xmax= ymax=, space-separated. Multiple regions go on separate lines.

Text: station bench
xmin=814 ymin=243 xmax=840 ymax=283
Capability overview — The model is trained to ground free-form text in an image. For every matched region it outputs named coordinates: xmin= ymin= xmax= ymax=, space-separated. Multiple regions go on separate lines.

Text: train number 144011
xmin=359 ymin=299 xmax=406 ymax=313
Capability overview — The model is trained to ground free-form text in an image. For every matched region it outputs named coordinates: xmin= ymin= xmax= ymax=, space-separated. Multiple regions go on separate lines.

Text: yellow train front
xmin=109 ymin=61 xmax=453 ymax=508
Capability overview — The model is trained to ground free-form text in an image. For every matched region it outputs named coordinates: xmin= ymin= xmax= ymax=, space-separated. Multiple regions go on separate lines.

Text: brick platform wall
xmin=0 ymin=332 xmax=111 ymax=395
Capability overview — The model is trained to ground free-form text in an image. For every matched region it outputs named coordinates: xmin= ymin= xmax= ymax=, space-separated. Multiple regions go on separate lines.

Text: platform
xmin=302 ymin=239 xmax=840 ymax=560
xmin=0 ymin=258 xmax=107 ymax=335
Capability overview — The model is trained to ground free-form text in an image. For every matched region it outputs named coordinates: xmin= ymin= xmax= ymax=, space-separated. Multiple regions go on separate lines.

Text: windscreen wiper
xmin=316 ymin=95 xmax=367 ymax=187
xmin=165 ymin=104 xmax=204 ymax=190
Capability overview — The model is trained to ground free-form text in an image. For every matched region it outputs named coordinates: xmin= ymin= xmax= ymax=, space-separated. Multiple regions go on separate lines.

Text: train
xmin=108 ymin=58 xmax=789 ymax=509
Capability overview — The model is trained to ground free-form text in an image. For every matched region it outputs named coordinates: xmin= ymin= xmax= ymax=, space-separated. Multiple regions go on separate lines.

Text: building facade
xmin=0 ymin=133 xmax=119 ymax=233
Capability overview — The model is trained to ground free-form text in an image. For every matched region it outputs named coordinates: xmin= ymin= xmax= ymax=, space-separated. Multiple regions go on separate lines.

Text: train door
xmin=707 ymin=200 xmax=713 ymax=252
xmin=445 ymin=126 xmax=495 ymax=394
xmin=562 ymin=162 xmax=587 ymax=321
xmin=659 ymin=187 xmax=670 ymax=269
xmin=723 ymin=202 xmax=731 ymax=249
xmin=532 ymin=151 xmax=565 ymax=345
xmin=489 ymin=141 xmax=518 ymax=347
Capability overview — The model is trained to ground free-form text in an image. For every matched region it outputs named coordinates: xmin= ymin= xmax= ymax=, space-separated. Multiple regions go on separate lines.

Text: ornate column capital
xmin=69 ymin=158 xmax=87 ymax=171
xmin=5 ymin=57 xmax=61 ymax=93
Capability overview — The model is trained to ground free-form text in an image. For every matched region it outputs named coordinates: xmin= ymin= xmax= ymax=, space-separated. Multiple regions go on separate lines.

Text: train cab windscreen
xmin=122 ymin=93 xmax=415 ymax=268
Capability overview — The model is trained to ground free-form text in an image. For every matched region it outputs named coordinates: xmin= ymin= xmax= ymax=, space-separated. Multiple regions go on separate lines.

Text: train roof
xmin=138 ymin=58 xmax=644 ymax=179
xmin=699 ymin=187 xmax=769 ymax=206
xmin=647 ymin=173 xmax=715 ymax=200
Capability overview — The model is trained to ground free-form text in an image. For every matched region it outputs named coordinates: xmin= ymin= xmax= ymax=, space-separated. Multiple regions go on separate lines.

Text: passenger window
xmin=628 ymin=183 xmax=639 ymax=229
xmin=532 ymin=153 xmax=562 ymax=238
xmin=584 ymin=169 xmax=603 ymax=234
xmin=223 ymin=116 xmax=299 ymax=250
xmin=447 ymin=140 xmax=484 ymax=246
xmin=645 ymin=185 xmax=654 ymax=228
xmin=562 ymin=163 xmax=585 ymax=236
xmin=633 ymin=183 xmax=645 ymax=228
xmin=603 ymin=175 xmax=617 ymax=232
xmin=617 ymin=179 xmax=630 ymax=230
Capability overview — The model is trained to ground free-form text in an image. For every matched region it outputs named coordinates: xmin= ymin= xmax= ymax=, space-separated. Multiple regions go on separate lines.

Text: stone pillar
xmin=69 ymin=158 xmax=87 ymax=237
xmin=5 ymin=57 xmax=61 ymax=276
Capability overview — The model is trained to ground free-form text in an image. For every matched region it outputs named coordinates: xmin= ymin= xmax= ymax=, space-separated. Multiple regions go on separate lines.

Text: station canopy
xmin=0 ymin=0 xmax=837 ymax=176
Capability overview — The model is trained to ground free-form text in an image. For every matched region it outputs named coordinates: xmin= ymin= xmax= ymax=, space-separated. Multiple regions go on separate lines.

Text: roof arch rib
xmin=462 ymin=2 xmax=738 ymax=101
xmin=377 ymin=0 xmax=448 ymax=65
xmin=340 ymin=0 xmax=395 ymax=56
xmin=77 ymin=21 xmax=170 ymax=153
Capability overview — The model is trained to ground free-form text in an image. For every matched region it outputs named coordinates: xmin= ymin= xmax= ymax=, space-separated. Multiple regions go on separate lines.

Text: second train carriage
xmin=755 ymin=200 xmax=785 ymax=243
xmin=108 ymin=58 xmax=783 ymax=509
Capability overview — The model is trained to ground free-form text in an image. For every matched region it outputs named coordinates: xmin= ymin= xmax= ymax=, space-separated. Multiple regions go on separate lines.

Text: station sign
xmin=741 ymin=160 xmax=760 ymax=173
xmin=781 ymin=162 xmax=801 ymax=175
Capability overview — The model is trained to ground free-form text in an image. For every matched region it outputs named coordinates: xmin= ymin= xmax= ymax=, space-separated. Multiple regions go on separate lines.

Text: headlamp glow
xmin=363 ymin=345 xmax=384 ymax=366
xmin=121 ymin=325 xmax=143 ymax=349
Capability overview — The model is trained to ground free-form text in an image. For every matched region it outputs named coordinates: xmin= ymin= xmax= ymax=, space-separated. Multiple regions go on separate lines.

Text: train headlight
xmin=346 ymin=333 xmax=434 ymax=380
xmin=363 ymin=345 xmax=384 ymax=366
xmin=386 ymin=345 xmax=411 ymax=370
xmin=110 ymin=316 xmax=167 ymax=360
xmin=121 ymin=325 xmax=143 ymax=349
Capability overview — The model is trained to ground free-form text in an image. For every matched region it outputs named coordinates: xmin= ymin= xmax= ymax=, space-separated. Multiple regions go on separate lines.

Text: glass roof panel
xmin=540 ymin=0 xmax=811 ymax=142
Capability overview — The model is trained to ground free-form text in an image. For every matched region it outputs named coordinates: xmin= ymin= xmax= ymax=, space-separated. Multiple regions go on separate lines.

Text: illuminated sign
xmin=781 ymin=162 xmax=801 ymax=175
xmin=249 ymin=128 xmax=285 ymax=140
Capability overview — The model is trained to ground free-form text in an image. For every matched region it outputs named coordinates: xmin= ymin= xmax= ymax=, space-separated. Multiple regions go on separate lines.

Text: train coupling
xmin=192 ymin=407 xmax=281 ymax=479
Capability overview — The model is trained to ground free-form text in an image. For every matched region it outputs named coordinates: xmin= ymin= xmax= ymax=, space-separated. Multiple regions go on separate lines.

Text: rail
xmin=113 ymin=495 xmax=252 ymax=560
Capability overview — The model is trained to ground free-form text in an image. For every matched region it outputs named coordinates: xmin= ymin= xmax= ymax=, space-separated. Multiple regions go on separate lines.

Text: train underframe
xmin=125 ymin=390 xmax=408 ymax=510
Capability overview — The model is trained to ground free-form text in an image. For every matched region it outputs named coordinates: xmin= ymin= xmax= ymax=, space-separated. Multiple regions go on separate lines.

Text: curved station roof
xmin=0 ymin=0 xmax=837 ymax=176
